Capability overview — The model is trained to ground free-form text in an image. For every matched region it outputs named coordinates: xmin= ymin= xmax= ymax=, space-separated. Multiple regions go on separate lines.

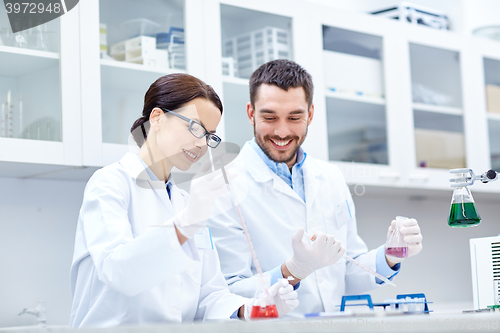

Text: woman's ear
xmin=149 ymin=108 xmax=164 ymax=132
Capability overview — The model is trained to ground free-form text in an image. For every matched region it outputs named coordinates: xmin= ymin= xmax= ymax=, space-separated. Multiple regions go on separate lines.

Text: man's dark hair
xmin=249 ymin=59 xmax=314 ymax=108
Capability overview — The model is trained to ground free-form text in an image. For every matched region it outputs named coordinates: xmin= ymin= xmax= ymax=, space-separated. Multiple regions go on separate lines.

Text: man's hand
xmin=285 ymin=228 xmax=345 ymax=280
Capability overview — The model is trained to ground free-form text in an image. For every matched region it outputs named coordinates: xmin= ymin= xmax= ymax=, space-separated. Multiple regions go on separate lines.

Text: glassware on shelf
xmin=12 ymin=30 xmax=28 ymax=48
xmin=22 ymin=117 xmax=59 ymax=141
xmin=385 ymin=216 xmax=409 ymax=262
xmin=0 ymin=90 xmax=14 ymax=138
xmin=27 ymin=25 xmax=50 ymax=51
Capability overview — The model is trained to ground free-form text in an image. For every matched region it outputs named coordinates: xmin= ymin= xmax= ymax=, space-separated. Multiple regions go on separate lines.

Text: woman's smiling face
xmin=152 ymin=97 xmax=222 ymax=171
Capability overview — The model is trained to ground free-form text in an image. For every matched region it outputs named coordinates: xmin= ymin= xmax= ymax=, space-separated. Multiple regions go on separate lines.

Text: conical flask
xmin=250 ymin=275 xmax=278 ymax=319
xmin=385 ymin=216 xmax=409 ymax=262
xmin=448 ymin=185 xmax=481 ymax=228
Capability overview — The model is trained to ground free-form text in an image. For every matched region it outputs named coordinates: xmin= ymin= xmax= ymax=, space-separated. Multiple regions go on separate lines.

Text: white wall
xmin=0 ymin=177 xmax=86 ymax=328
xmin=461 ymin=0 xmax=500 ymax=34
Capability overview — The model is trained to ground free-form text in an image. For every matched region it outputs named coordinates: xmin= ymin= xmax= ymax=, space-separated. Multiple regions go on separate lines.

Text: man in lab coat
xmin=207 ymin=59 xmax=423 ymax=316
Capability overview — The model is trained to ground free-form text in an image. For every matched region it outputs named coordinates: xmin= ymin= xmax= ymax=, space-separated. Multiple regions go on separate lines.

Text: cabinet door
xmin=404 ymin=28 xmax=470 ymax=189
xmin=484 ymin=57 xmax=500 ymax=172
xmin=299 ymin=4 xmax=408 ymax=186
xmin=410 ymin=43 xmax=465 ymax=170
xmin=0 ymin=4 xmax=82 ymax=177
xmin=217 ymin=1 xmax=294 ymax=149
xmin=322 ymin=26 xmax=388 ymax=166
xmin=81 ymin=0 xmax=187 ymax=167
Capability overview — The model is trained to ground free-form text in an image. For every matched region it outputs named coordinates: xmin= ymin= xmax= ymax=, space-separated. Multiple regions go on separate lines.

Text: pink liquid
xmin=250 ymin=305 xmax=279 ymax=319
xmin=385 ymin=247 xmax=408 ymax=258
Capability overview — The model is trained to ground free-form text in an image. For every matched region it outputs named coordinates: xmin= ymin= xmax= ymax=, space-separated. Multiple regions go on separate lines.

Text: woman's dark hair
xmin=249 ymin=59 xmax=314 ymax=108
xmin=131 ymin=73 xmax=223 ymax=147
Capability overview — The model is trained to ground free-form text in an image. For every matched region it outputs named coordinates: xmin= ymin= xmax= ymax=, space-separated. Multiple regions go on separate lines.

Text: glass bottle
xmin=250 ymin=274 xmax=278 ymax=319
xmin=448 ymin=183 xmax=481 ymax=228
xmin=385 ymin=216 xmax=409 ymax=261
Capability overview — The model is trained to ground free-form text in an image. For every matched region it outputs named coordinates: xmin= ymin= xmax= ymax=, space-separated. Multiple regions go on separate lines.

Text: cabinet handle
xmin=378 ymin=172 xmax=400 ymax=180
xmin=409 ymin=174 xmax=429 ymax=182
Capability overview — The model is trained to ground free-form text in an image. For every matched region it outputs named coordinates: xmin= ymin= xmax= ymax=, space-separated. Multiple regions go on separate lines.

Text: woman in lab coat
xmin=69 ymin=74 xmax=298 ymax=327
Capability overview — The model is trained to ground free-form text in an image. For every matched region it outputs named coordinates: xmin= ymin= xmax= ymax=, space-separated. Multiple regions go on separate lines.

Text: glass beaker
xmin=448 ymin=182 xmax=481 ymax=228
xmin=12 ymin=30 xmax=28 ymax=48
xmin=385 ymin=216 xmax=409 ymax=262
xmin=250 ymin=274 xmax=278 ymax=319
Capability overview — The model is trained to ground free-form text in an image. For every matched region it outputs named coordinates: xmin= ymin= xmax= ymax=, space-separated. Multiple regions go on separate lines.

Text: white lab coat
xmin=70 ymin=153 xmax=246 ymax=327
xmin=208 ymin=142 xmax=384 ymax=316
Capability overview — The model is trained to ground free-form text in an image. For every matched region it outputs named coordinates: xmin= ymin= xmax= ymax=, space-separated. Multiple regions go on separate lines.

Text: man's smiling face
xmin=247 ymin=84 xmax=314 ymax=169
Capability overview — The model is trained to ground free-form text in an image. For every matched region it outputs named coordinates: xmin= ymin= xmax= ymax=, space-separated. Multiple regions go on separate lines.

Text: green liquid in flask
xmin=448 ymin=202 xmax=481 ymax=228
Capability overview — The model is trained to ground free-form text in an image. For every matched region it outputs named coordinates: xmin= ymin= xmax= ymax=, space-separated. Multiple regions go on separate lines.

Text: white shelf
xmin=0 ymin=46 xmax=59 ymax=77
xmin=412 ymin=103 xmax=463 ymax=115
xmin=100 ymin=59 xmax=184 ymax=91
xmin=222 ymin=75 xmax=249 ymax=86
xmin=487 ymin=113 xmax=500 ymax=122
xmin=325 ymin=90 xmax=386 ymax=105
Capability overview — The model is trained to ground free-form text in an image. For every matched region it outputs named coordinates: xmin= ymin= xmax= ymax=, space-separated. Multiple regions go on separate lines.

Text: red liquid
xmin=250 ymin=305 xmax=279 ymax=319
xmin=385 ymin=247 xmax=408 ymax=258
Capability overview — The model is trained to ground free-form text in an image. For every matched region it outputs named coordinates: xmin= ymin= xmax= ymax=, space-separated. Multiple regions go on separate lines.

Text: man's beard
xmin=254 ymin=124 xmax=307 ymax=164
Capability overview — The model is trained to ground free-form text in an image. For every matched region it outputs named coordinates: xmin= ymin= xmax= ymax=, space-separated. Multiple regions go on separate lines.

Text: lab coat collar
xmin=119 ymin=152 xmax=149 ymax=180
xmin=302 ymin=156 xmax=323 ymax=211
xmin=119 ymin=153 xmax=175 ymax=210
xmin=241 ymin=142 xmax=323 ymax=204
xmin=240 ymin=142 xmax=275 ymax=184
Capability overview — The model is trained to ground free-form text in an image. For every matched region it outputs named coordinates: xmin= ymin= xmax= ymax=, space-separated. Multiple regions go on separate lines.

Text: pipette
xmin=208 ymin=149 xmax=270 ymax=293
xmin=304 ymin=232 xmax=396 ymax=287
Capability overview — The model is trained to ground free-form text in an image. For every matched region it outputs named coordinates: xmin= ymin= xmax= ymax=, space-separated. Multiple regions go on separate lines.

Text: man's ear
xmin=307 ymin=103 xmax=314 ymax=126
xmin=247 ymin=102 xmax=255 ymax=126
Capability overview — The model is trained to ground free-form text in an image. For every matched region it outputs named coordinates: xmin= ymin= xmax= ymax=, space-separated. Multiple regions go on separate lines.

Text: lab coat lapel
xmin=303 ymin=158 xmax=322 ymax=212
xmin=119 ymin=153 xmax=173 ymax=212
xmin=242 ymin=143 xmax=301 ymax=200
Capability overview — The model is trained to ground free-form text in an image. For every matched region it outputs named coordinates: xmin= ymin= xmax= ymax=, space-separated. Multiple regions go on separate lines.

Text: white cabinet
xmin=0 ymin=5 xmax=83 ymax=179
xmin=80 ymin=0 xmax=188 ymax=167
xmin=0 ymin=0 xmax=499 ymax=192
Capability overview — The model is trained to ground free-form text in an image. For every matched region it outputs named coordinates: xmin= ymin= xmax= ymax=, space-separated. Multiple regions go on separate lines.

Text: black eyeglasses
xmin=160 ymin=108 xmax=222 ymax=148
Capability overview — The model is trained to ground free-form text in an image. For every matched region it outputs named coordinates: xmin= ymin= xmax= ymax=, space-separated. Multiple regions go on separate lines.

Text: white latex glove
xmin=243 ymin=279 xmax=299 ymax=320
xmin=386 ymin=218 xmax=423 ymax=263
xmin=285 ymin=228 xmax=345 ymax=280
xmin=175 ymin=165 xmax=235 ymax=238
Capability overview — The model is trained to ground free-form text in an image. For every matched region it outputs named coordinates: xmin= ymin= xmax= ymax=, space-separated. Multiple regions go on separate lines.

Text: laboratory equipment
xmin=31 ymin=25 xmax=49 ymax=52
xmin=470 ymin=236 xmax=500 ymax=310
xmin=385 ymin=216 xmax=409 ymax=261
xmin=448 ymin=185 xmax=481 ymax=227
xmin=1 ymin=90 xmax=13 ymax=138
xmin=336 ymin=293 xmax=431 ymax=313
xmin=18 ymin=301 xmax=47 ymax=328
xmin=370 ymin=2 xmax=449 ymax=30
xmin=12 ymin=30 xmax=28 ymax=48
xmin=304 ymin=232 xmax=396 ymax=287
xmin=209 ymin=149 xmax=277 ymax=319
xmin=449 ymin=168 xmax=499 ymax=187
xmin=447 ymin=168 xmax=499 ymax=228
xmin=249 ymin=274 xmax=279 ymax=319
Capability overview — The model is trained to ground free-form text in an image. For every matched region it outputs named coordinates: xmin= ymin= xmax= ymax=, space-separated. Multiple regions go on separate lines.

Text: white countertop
xmin=1 ymin=311 xmax=499 ymax=333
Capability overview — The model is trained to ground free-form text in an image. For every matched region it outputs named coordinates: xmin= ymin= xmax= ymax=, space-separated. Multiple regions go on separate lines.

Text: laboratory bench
xmin=2 ymin=311 xmax=499 ymax=333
